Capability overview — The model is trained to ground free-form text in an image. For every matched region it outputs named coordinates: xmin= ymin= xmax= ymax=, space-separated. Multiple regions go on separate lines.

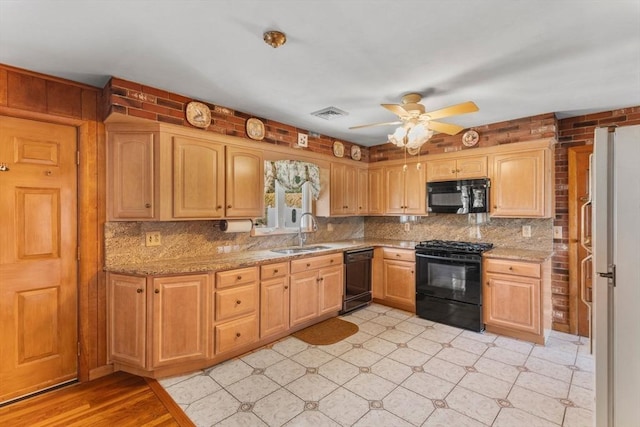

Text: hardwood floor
xmin=0 ymin=372 xmax=194 ymax=427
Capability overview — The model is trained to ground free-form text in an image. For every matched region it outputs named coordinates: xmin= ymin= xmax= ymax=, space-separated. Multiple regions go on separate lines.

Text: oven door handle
xmin=415 ymin=252 xmax=482 ymax=264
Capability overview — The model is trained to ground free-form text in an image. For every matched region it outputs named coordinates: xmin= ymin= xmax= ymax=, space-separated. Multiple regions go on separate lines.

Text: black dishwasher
xmin=341 ymin=248 xmax=373 ymax=314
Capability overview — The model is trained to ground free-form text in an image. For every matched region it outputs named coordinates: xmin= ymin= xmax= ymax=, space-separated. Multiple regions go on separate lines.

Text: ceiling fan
xmin=350 ymin=93 xmax=479 ymax=147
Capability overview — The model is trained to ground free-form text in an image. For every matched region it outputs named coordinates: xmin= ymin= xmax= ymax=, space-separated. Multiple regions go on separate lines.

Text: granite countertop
xmin=483 ymin=247 xmax=554 ymax=262
xmin=105 ymin=238 xmax=420 ymax=276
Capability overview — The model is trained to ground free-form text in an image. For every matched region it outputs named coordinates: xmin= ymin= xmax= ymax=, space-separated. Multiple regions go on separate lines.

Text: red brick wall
xmin=104 ymin=77 xmax=370 ymax=162
xmin=552 ymin=106 xmax=640 ymax=331
xmin=369 ymin=113 xmax=558 ymax=161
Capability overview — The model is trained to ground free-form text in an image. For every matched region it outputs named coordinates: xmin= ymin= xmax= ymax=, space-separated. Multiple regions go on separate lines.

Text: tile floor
xmin=160 ymin=304 xmax=594 ymax=426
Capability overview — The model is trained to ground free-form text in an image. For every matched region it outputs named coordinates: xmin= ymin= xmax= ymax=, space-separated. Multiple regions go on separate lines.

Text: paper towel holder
xmin=220 ymin=219 xmax=253 ymax=233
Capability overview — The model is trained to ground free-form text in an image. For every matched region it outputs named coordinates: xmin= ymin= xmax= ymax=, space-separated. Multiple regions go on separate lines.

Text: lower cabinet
xmin=483 ymin=257 xmax=551 ymax=344
xmin=372 ymin=248 xmax=416 ymax=312
xmin=260 ymin=262 xmax=290 ymax=338
xmin=290 ymin=253 xmax=343 ymax=327
xmin=107 ymin=272 xmax=211 ymax=370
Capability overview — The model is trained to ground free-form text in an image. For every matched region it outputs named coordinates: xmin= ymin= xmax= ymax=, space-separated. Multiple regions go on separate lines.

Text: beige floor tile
xmin=405 ymin=315 xmax=435 ymax=327
xmin=165 ymin=374 xmax=221 ymax=405
xmin=340 ymin=313 xmax=367 ymax=324
xmin=530 ymin=345 xmax=577 ymax=366
xmin=216 ymin=411 xmax=268 ymax=427
xmin=422 ymin=408 xmax=489 ymax=426
xmin=473 ymin=356 xmax=520 ymax=383
xmin=394 ymin=319 xmax=428 ymax=336
xmin=252 ymin=388 xmax=304 ymax=426
xmin=319 ymin=387 xmax=370 ymax=426
xmin=575 ymin=354 xmax=594 ymax=373
xmin=494 ymin=335 xmax=535 ymax=355
xmin=402 ymin=372 xmax=456 ymax=400
xmin=286 ymin=373 xmax=339 ymax=401
xmin=316 ymin=340 xmax=353 ymax=357
xmin=271 ymin=337 xmax=309 ymax=358
xmin=419 ymin=327 xmax=459 ymax=344
xmin=225 ymin=374 xmax=280 ymax=403
xmin=184 ymin=389 xmax=238 ymax=426
xmin=318 ymin=358 xmax=360 ymax=385
xmin=493 ymin=407 xmax=560 ymax=427
xmin=432 ymin=322 xmax=464 ymax=336
xmin=241 ymin=348 xmax=286 ymax=369
xmin=545 ymin=337 xmax=581 ymax=354
xmin=483 ymin=346 xmax=529 ymax=366
xmin=207 ymin=358 xmax=254 ymax=387
xmin=159 ymin=370 xmax=203 ymax=388
xmin=343 ymin=372 xmax=397 ymax=400
xmin=568 ymin=384 xmax=595 ymax=411
xmin=563 ymin=407 xmax=594 ymax=427
xmin=352 ymin=409 xmax=414 ymax=427
xmin=435 ymin=346 xmax=480 ymax=367
xmin=525 ymin=356 xmax=574 ymax=383
xmin=362 ymin=336 xmax=398 ymax=355
xmin=290 ymin=347 xmax=334 ymax=368
xmin=344 ymin=330 xmax=374 ymax=344
xmin=459 ymin=372 xmax=513 ymax=399
xmin=263 ymin=358 xmax=307 ymax=386
xmin=383 ymin=386 xmax=435 ymax=425
xmin=387 ymin=346 xmax=431 ymax=366
xmin=446 ymin=386 xmax=501 ymax=425
xmin=339 ymin=347 xmax=383 ymax=367
xmin=283 ymin=409 xmax=341 ymax=427
xmin=366 ymin=303 xmax=393 ymax=313
xmin=349 ymin=309 xmax=379 ymax=321
xmin=571 ymin=370 xmax=594 ymax=391
xmin=451 ymin=335 xmax=491 ymax=355
xmin=369 ymin=313 xmax=405 ymax=327
xmin=386 ymin=308 xmax=413 ymax=320
xmin=371 ymin=357 xmax=414 ymax=384
xmin=515 ymin=371 xmax=570 ymax=399
xmin=356 ymin=320 xmax=387 ymax=336
xmin=460 ymin=329 xmax=498 ymax=343
xmin=407 ymin=336 xmax=443 ymax=355
xmin=423 ymin=356 xmax=467 ymax=383
xmin=508 ymin=385 xmax=566 ymax=425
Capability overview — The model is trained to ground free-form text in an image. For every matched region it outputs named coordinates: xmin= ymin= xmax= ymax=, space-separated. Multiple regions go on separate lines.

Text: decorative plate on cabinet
xmin=185 ymin=101 xmax=212 ymax=128
xmin=246 ymin=118 xmax=265 ymax=140
xmin=462 ymin=130 xmax=479 ymax=147
xmin=350 ymin=145 xmax=362 ymax=161
xmin=332 ymin=141 xmax=344 ymax=158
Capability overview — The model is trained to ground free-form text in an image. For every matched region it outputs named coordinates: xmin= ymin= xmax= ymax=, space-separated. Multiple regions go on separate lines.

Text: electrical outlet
xmin=327 ymin=223 xmax=334 ymax=232
xmin=522 ymin=225 xmax=532 ymax=238
xmin=553 ymin=226 xmax=563 ymax=239
xmin=404 ymin=222 xmax=411 ymax=232
xmin=297 ymin=133 xmax=308 ymax=147
xmin=145 ymin=231 xmax=161 ymax=247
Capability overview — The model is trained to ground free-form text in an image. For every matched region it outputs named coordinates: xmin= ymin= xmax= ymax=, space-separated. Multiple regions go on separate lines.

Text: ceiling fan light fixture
xmin=263 ymin=30 xmax=286 ymax=48
xmin=388 ymin=122 xmax=434 ymax=151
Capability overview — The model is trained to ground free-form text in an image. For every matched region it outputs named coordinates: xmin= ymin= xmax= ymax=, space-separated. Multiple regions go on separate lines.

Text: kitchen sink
xmin=270 ymin=245 xmax=331 ymax=254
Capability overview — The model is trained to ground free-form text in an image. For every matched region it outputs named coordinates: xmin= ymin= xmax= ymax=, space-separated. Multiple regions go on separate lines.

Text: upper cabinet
xmin=330 ymin=163 xmax=358 ymax=216
xmin=384 ymin=163 xmax=426 ymax=215
xmin=107 ymin=123 xmax=263 ymax=221
xmin=367 ymin=167 xmax=385 ymax=215
xmin=489 ymin=148 xmax=553 ymax=218
xmin=427 ymin=155 xmax=487 ymax=182
xmin=357 ymin=167 xmax=369 ymax=215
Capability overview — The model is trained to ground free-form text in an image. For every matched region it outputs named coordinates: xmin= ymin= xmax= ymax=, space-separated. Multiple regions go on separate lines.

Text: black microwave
xmin=427 ymin=178 xmax=490 ymax=214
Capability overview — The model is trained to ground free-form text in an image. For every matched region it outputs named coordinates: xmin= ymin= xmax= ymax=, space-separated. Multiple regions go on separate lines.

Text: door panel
xmin=0 ymin=116 xmax=77 ymax=403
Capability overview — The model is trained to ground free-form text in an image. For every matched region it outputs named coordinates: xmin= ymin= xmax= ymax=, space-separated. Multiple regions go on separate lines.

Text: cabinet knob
xmin=136 ymin=288 xmax=143 ymax=293
xmin=227 ymin=205 xmax=232 ymax=209
xmin=508 ymin=266 xmax=513 ymax=271
xmin=396 ymin=254 xmax=401 ymax=257
xmin=330 ymin=259 xmax=334 ymax=263
xmin=493 ymin=205 xmax=497 ymax=209
xmin=307 ymin=263 xmax=311 ymax=267
xmin=237 ymin=275 xmax=242 ymax=280
xmin=235 ymin=332 xmax=241 ymax=338
xmin=274 ymin=269 xmax=279 ymax=274
xmin=284 ymin=286 xmax=289 ymax=290
xmin=217 ymin=205 xmax=222 ymax=210
xmin=487 ymin=281 xmax=490 ymax=286
xmin=236 ymin=299 xmax=242 ymax=305
xmin=451 ymin=169 xmax=456 ymax=174
xmin=145 ymin=203 xmax=151 ymax=208
xmin=154 ymin=289 xmax=159 ymax=294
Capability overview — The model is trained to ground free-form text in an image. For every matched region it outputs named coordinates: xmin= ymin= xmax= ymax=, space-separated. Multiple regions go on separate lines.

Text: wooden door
xmin=568 ymin=145 xmax=593 ymax=337
xmin=368 ymin=168 xmax=384 ymax=215
xmin=151 ymin=275 xmax=210 ymax=368
xmin=457 ymin=156 xmax=488 ymax=179
xmin=426 ymin=158 xmax=457 ymax=181
xmin=225 ymin=146 xmax=263 ymax=218
xmin=484 ymin=273 xmax=540 ymax=334
xmin=330 ymin=163 xmax=346 ymax=215
xmin=404 ymin=164 xmax=426 ymax=215
xmin=318 ymin=265 xmax=343 ymax=315
xmin=289 ymin=270 xmax=318 ymax=326
xmin=490 ymin=150 xmax=546 ymax=217
xmin=343 ymin=165 xmax=358 ymax=215
xmin=0 ymin=116 xmax=78 ymax=403
xmin=108 ymin=130 xmax=157 ymax=220
xmin=383 ymin=259 xmax=415 ymax=310
xmin=107 ymin=274 xmax=147 ymax=368
xmin=172 ymin=135 xmax=224 ymax=218
xmin=260 ymin=276 xmax=290 ymax=338
xmin=384 ymin=165 xmax=405 ymax=214
xmin=357 ymin=168 xmax=368 ymax=215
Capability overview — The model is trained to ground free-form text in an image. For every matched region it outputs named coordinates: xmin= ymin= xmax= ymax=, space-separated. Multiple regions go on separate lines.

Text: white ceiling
xmin=1 ymin=0 xmax=639 ymax=147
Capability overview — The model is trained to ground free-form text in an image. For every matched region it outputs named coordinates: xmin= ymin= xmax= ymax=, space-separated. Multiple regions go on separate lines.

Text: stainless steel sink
xmin=270 ymin=245 xmax=331 ymax=254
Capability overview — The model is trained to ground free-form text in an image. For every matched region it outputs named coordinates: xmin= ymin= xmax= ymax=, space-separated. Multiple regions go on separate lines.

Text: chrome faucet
xmin=298 ymin=212 xmax=318 ymax=247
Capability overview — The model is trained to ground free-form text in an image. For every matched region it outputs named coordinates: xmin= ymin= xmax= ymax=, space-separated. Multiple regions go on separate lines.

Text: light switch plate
xmin=553 ymin=226 xmax=563 ymax=239
xmin=522 ymin=225 xmax=532 ymax=238
xmin=297 ymin=133 xmax=308 ymax=147
xmin=145 ymin=231 xmax=161 ymax=246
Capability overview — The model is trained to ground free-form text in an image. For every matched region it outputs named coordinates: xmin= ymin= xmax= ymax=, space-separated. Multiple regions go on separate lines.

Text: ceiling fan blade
xmin=349 ymin=120 xmax=403 ymax=130
xmin=424 ymin=101 xmax=479 ymax=120
xmin=427 ymin=120 xmax=465 ymax=135
xmin=381 ymin=104 xmax=410 ymax=118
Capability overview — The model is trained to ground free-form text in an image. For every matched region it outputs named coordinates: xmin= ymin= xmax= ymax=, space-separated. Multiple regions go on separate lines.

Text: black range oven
xmin=415 ymin=240 xmax=493 ymax=332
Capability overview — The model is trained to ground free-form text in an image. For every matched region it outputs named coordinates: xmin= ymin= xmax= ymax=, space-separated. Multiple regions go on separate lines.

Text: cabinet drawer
xmin=382 ymin=247 xmax=415 ymax=262
xmin=484 ymin=258 xmax=540 ymax=278
xmin=215 ymin=315 xmax=258 ymax=354
xmin=290 ymin=253 xmax=343 ymax=274
xmin=216 ymin=266 xmax=259 ymax=289
xmin=215 ymin=283 xmax=258 ymax=321
xmin=261 ymin=262 xmax=289 ymax=279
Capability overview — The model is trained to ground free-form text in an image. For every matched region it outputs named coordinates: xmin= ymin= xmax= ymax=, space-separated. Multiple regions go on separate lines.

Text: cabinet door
xmin=426 ymin=159 xmax=457 ymax=182
xmin=172 ymin=135 xmax=224 ymax=218
xmin=491 ymin=150 xmax=547 ymax=217
xmin=260 ymin=276 xmax=290 ymax=338
xmin=225 ymin=146 xmax=263 ymax=218
xmin=357 ymin=167 xmax=368 ymax=215
xmin=108 ymin=131 xmax=157 ymax=220
xmin=108 ymin=273 xmax=147 ymax=368
xmin=330 ymin=163 xmax=346 ymax=216
xmin=457 ymin=156 xmax=487 ymax=179
xmin=383 ymin=259 xmax=415 ymax=309
xmin=215 ymin=315 xmax=259 ymax=354
xmin=484 ymin=273 xmax=540 ymax=334
xmin=385 ymin=165 xmax=406 ymax=214
xmin=343 ymin=165 xmax=358 ymax=215
xmin=368 ymin=168 xmax=384 ymax=215
xmin=403 ymin=164 xmax=426 ymax=215
xmin=289 ymin=270 xmax=319 ymax=326
xmin=151 ymin=275 xmax=209 ymax=367
xmin=318 ymin=265 xmax=343 ymax=315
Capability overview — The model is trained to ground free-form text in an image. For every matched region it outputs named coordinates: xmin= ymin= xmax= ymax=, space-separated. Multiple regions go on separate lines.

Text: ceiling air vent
xmin=311 ymin=106 xmax=348 ymax=120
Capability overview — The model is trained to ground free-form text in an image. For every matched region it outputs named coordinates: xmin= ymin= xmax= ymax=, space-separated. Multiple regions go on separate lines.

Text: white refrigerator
xmin=592 ymin=125 xmax=640 ymax=426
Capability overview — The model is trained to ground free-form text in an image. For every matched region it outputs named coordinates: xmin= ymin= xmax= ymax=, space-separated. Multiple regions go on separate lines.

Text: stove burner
xmin=415 ymin=240 xmax=494 ymax=253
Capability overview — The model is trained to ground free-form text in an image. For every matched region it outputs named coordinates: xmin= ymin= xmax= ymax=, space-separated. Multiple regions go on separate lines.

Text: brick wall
xmin=104 ymin=77 xmax=370 ymax=162
xmin=552 ymin=106 xmax=640 ymax=331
